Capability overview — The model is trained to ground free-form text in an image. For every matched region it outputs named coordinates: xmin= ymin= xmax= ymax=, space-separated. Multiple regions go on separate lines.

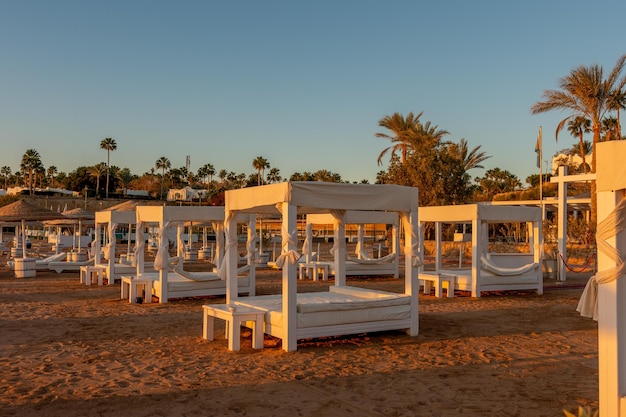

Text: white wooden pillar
xmin=434 ymin=222 xmax=442 ymax=273
xmin=247 ymin=214 xmax=256 ymax=296
xmin=556 ymin=165 xmax=568 ymax=281
xmin=402 ymin=208 xmax=419 ymax=336
xmin=305 ymin=222 xmax=313 ymax=262
xmin=392 ymin=222 xmax=399 ymax=278
xmin=94 ymin=223 xmax=102 ymax=265
xmin=471 ymin=218 xmax=481 ymax=298
xmin=225 ymin=213 xmax=239 ymax=305
xmin=333 ymin=214 xmax=346 ymax=286
xmin=281 ymin=203 xmax=298 ymax=352
xmin=136 ymin=221 xmax=144 ymax=276
xmin=597 ymin=190 xmax=626 ymax=415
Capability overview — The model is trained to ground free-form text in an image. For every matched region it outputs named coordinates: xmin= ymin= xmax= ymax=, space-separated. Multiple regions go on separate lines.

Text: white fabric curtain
xmin=329 ymin=209 xmax=345 ymax=259
xmin=400 ymin=212 xmax=422 ymax=267
xmin=274 ymin=203 xmax=301 ymax=268
xmin=154 ymin=221 xmax=171 ymax=270
xmin=103 ymin=222 xmax=117 ymax=261
xmin=131 ymin=221 xmax=144 ymax=267
xmin=217 ymin=213 xmax=237 ymax=279
xmin=577 ymin=195 xmax=626 ymax=320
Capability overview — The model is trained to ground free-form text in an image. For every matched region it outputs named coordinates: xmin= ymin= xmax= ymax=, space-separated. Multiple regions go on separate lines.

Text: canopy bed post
xmin=471 ymin=219 xmax=481 ymax=297
xmin=94 ymin=222 xmax=102 ymax=265
xmin=434 ymin=221 xmax=442 ymax=274
xmin=333 ymin=212 xmax=346 ymax=286
xmin=225 ymin=212 xmax=239 ymax=305
xmin=157 ymin=222 xmax=170 ymax=304
xmin=281 ymin=202 xmax=298 ymax=352
xmin=247 ymin=214 xmax=256 ymax=296
xmin=392 ymin=222 xmax=399 ymax=278
xmin=133 ymin=221 xmax=143 ymax=276
xmin=402 ymin=208 xmax=419 ymax=336
xmin=305 ymin=222 xmax=313 ymax=262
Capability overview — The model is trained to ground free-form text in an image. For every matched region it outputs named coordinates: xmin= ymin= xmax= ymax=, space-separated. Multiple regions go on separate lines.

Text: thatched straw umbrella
xmin=0 ymin=199 xmax=66 ymax=259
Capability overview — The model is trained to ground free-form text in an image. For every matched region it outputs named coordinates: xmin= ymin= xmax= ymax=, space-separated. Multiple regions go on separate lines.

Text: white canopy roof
xmin=306 ymin=210 xmax=399 ymax=225
xmin=136 ymin=206 xmax=225 ymax=224
xmin=419 ymin=203 xmax=541 ymax=223
xmin=95 ymin=210 xmax=136 ymax=225
xmin=226 ymin=182 xmax=419 ymax=214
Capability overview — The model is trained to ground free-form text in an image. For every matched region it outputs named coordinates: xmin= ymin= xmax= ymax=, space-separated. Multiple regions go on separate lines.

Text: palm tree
xmin=100 ymin=138 xmax=117 ymax=198
xmin=1 ymin=166 xmax=11 ymax=190
xmin=252 ymin=156 xmax=270 ymax=185
xmin=155 ymin=156 xmax=171 ymax=199
xmin=116 ymin=168 xmax=135 ymax=196
xmin=47 ymin=165 xmax=58 ymax=188
xmin=20 ymin=148 xmax=43 ymax=195
xmin=602 ymin=116 xmax=620 ymax=141
xmin=447 ymin=139 xmax=491 ymax=171
xmin=197 ymin=163 xmax=215 ymax=184
xmin=530 ymin=53 xmax=626 ymax=224
xmin=609 ymin=88 xmax=626 ymax=138
xmin=376 ymin=112 xmax=423 ymax=166
xmin=566 ymin=117 xmax=591 ymax=173
xmin=266 ymin=167 xmax=281 ymax=183
xmin=87 ymin=163 xmax=107 ymax=197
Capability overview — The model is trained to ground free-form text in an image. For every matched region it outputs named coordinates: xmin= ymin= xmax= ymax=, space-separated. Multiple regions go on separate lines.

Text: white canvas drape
xmin=577 ymin=196 xmax=626 ymax=320
xmin=274 ymin=203 xmax=301 ymax=268
xmin=329 ymin=209 xmax=346 ymax=260
xmin=217 ymin=213 xmax=236 ymax=279
xmin=154 ymin=221 xmax=171 ymax=270
xmin=103 ymin=222 xmax=117 ymax=261
xmin=400 ymin=212 xmax=422 ymax=267
xmin=212 ymin=221 xmax=224 ymax=267
xmin=131 ymin=221 xmax=144 ymax=267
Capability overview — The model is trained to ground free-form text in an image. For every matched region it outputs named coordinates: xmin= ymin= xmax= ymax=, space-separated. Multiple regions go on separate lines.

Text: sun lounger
xmin=48 ymin=257 xmax=94 ymax=273
xmin=7 ymin=252 xmax=67 ymax=271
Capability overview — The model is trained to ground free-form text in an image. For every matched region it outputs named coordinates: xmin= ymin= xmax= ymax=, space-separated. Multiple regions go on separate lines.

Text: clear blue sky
xmin=1 ymin=0 xmax=624 ymax=185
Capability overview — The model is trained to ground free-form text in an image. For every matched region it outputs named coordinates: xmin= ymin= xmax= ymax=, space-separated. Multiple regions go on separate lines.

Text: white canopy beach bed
xmin=222 ymin=182 xmax=420 ymax=352
xmin=304 ymin=211 xmax=400 ymax=278
xmin=93 ymin=210 xmax=139 ymax=284
xmin=419 ymin=203 xmax=543 ymax=298
xmin=134 ymin=206 xmax=254 ymax=304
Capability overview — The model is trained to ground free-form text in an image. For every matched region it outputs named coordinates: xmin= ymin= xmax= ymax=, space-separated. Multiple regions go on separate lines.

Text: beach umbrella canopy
xmin=61 ymin=207 xmax=95 ymax=252
xmin=0 ymin=199 xmax=67 ymax=258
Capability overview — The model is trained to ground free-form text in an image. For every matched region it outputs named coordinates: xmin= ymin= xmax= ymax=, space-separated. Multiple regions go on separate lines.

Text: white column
xmin=434 ymin=222 xmax=442 ymax=273
xmin=334 ymin=215 xmax=346 ymax=286
xmin=247 ymin=214 xmax=256 ymax=296
xmin=281 ymin=203 xmax=298 ymax=352
xmin=225 ymin=213 xmax=239 ymax=305
xmin=402 ymin=209 xmax=419 ymax=336
xmin=597 ymin=190 xmax=626 ymax=415
xmin=557 ymin=165 xmax=568 ymax=281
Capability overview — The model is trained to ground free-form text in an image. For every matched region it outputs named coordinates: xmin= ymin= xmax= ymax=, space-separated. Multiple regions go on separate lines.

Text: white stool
xmin=121 ymin=275 xmax=155 ymax=304
xmin=298 ymin=262 xmax=330 ymax=281
xmin=420 ymin=273 xmax=456 ymax=298
xmin=202 ymin=304 xmax=265 ymax=351
xmin=80 ymin=265 xmax=106 ymax=286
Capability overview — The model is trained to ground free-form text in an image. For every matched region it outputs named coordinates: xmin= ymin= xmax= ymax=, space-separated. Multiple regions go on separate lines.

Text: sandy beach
xmin=0 ymin=257 xmax=598 ymax=417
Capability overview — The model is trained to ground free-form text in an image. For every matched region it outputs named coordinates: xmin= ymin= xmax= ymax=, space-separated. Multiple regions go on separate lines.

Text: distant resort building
xmin=167 ymin=186 xmax=207 ymax=202
xmin=551 ymin=152 xmax=587 ymax=174
xmin=4 ymin=186 xmax=75 ymax=196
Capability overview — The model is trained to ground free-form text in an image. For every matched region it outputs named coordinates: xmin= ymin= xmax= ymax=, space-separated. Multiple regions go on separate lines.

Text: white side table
xmin=298 ymin=262 xmax=330 ymax=281
xmin=121 ymin=275 xmax=155 ymax=304
xmin=80 ymin=265 xmax=106 ymax=286
xmin=420 ymin=273 xmax=456 ymax=298
xmin=202 ymin=304 xmax=266 ymax=351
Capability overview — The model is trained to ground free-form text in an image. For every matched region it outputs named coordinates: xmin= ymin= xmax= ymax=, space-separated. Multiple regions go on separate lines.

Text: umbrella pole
xmin=22 ymin=219 xmax=27 ymax=259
